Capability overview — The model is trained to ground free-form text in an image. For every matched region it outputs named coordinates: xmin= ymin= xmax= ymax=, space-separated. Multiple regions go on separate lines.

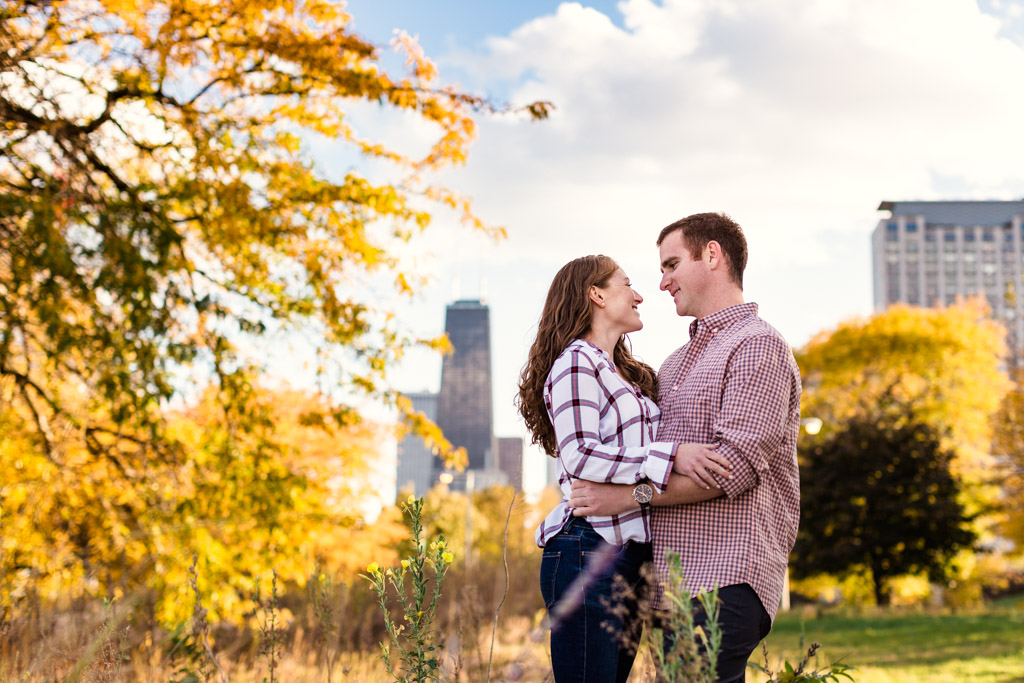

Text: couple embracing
xmin=516 ymin=212 xmax=802 ymax=683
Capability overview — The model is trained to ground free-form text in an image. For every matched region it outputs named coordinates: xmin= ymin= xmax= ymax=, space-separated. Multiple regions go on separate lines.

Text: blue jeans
xmin=661 ymin=583 xmax=772 ymax=683
xmin=540 ymin=518 xmax=653 ymax=683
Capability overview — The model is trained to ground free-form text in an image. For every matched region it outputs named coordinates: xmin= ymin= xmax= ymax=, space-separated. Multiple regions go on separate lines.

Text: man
xmin=568 ymin=212 xmax=801 ymax=683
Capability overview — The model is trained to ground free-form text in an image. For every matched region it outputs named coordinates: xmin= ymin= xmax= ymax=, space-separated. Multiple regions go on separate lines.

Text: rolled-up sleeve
xmin=710 ymin=335 xmax=794 ymax=498
xmin=547 ymin=349 xmax=676 ymax=492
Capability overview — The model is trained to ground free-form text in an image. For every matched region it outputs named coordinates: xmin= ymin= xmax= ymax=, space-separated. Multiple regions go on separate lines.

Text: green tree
xmin=792 ymin=406 xmax=975 ymax=605
xmin=0 ymin=0 xmax=548 ymax=620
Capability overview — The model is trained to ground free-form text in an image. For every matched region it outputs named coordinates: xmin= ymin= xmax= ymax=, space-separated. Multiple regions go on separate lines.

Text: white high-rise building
xmin=872 ymin=200 xmax=1024 ymax=361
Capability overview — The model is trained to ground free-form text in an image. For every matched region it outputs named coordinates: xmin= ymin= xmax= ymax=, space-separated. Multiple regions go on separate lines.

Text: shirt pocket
xmin=681 ymin=375 xmax=722 ymax=424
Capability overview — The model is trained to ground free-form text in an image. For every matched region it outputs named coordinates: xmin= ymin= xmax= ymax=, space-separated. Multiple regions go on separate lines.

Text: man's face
xmin=659 ymin=230 xmax=708 ymax=318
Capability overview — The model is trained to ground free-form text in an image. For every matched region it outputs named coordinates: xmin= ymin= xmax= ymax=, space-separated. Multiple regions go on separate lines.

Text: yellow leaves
xmin=799 ymin=299 xmax=1011 ymax=460
xmin=423 ymin=186 xmax=504 ymax=239
xmin=396 ymin=397 xmax=467 ymax=471
xmin=394 ymin=272 xmax=413 ymax=296
xmin=274 ymin=130 xmax=302 ymax=153
xmin=0 ymin=382 xmax=393 ymax=626
xmin=391 ymin=31 xmax=439 ymax=84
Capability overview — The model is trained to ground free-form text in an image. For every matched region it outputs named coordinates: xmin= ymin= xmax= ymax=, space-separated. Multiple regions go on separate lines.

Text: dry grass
xmin=0 ymin=557 xmax=550 ymax=682
xmin=6 ymin=590 xmax=1024 ymax=682
xmin=0 ymin=607 xmax=554 ymax=682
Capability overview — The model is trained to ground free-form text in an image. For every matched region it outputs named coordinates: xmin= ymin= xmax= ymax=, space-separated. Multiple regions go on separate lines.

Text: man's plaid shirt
xmin=651 ymin=303 xmax=801 ymax=621
xmin=536 ymin=339 xmax=677 ymax=547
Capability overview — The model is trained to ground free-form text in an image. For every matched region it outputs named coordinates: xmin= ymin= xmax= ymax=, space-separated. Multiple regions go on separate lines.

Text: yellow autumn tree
xmin=797 ymin=299 xmax=1011 ymax=536
xmin=0 ymin=0 xmax=548 ymax=623
xmin=0 ymin=381 xmax=394 ymax=624
xmin=152 ymin=386 xmax=395 ymax=624
xmin=799 ymin=300 xmax=1010 ymax=471
xmin=992 ymin=368 xmax=1024 ymax=550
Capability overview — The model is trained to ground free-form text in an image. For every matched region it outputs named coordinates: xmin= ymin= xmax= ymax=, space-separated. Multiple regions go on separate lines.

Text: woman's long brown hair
xmin=515 ymin=255 xmax=658 ymax=457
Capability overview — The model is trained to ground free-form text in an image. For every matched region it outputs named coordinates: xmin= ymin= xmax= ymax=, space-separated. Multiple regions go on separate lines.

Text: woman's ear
xmin=588 ymin=285 xmax=605 ymax=308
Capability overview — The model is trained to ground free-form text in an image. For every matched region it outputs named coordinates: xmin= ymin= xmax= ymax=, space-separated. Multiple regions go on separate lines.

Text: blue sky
xmin=311 ymin=0 xmax=1024 ymax=493
xmin=345 ymin=1 xmax=627 ymax=54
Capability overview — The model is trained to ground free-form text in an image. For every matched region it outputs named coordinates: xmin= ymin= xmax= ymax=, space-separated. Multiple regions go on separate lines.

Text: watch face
xmin=633 ymin=483 xmax=654 ymax=505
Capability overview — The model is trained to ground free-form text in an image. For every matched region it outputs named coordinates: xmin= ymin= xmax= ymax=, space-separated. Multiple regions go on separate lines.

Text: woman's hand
xmin=567 ymin=479 xmax=636 ymax=517
xmin=672 ymin=443 xmax=731 ymax=489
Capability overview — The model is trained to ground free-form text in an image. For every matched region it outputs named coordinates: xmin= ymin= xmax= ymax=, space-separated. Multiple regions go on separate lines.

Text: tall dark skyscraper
xmin=436 ymin=300 xmax=495 ymax=474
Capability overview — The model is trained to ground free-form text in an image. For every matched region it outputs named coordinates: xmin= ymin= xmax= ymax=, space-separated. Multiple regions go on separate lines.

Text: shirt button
xmin=672 ymin=385 xmax=679 ymax=391
xmin=712 ymin=328 xmax=718 ymax=334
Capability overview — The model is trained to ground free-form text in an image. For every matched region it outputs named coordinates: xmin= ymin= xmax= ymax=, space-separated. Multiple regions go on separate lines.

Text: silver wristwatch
xmin=632 ymin=480 xmax=654 ymax=506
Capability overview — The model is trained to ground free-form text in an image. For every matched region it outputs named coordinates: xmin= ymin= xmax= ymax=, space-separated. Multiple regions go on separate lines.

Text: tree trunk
xmin=871 ymin=557 xmax=890 ymax=606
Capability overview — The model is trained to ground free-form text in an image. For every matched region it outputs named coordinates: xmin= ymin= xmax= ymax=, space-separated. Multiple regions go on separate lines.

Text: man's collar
xmin=689 ymin=302 xmax=758 ymax=339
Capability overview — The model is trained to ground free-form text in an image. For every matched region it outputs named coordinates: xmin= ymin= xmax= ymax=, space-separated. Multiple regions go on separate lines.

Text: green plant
xmin=308 ymin=560 xmax=338 ymax=680
xmin=750 ymin=640 xmax=854 ymax=683
xmin=256 ymin=570 xmax=283 ymax=683
xmin=167 ymin=555 xmax=227 ymax=683
xmin=651 ymin=553 xmax=724 ymax=682
xmin=64 ymin=595 xmax=135 ymax=683
xmin=604 ymin=552 xmax=852 ymax=683
xmin=364 ymin=495 xmax=453 ymax=682
xmin=599 ymin=553 xmax=723 ymax=682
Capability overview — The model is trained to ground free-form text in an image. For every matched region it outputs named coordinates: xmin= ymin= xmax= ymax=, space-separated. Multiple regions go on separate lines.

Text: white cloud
xmin=329 ymin=0 xmax=1024 ymax=461
xmin=422 ymin=0 xmax=1024 ymax=293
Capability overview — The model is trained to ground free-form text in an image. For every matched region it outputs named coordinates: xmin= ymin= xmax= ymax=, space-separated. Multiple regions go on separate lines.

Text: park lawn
xmin=751 ymin=605 xmax=1024 ymax=682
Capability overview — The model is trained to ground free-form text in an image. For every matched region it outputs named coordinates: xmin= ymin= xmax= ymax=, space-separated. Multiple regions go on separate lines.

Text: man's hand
xmin=673 ymin=442 xmax=731 ymax=489
xmin=567 ymin=479 xmax=637 ymax=517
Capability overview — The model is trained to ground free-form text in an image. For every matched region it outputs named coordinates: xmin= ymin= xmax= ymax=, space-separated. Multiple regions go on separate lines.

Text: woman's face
xmin=596 ymin=267 xmax=644 ymax=335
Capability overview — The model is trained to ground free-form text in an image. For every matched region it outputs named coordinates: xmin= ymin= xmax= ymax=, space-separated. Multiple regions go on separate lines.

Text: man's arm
xmin=567 ymin=472 xmax=722 ymax=517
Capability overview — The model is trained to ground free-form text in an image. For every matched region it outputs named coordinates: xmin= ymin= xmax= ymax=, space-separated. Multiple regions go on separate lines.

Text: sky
xmin=324 ymin=0 xmax=1024 ymax=494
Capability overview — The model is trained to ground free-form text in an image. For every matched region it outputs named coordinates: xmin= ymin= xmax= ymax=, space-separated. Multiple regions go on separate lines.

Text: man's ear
xmin=706 ymin=241 xmax=723 ymax=269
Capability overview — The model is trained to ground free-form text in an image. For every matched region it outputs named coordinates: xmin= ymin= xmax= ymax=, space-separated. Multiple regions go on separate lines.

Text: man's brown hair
xmin=657 ymin=212 xmax=747 ymax=288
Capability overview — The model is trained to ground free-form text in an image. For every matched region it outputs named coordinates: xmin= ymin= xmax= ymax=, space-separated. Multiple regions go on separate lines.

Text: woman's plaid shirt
xmin=536 ymin=339 xmax=676 ymax=547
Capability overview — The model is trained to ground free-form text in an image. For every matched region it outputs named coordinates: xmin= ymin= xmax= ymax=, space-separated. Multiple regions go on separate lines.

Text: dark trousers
xmin=540 ymin=518 xmax=653 ymax=683
xmin=661 ymin=583 xmax=772 ymax=683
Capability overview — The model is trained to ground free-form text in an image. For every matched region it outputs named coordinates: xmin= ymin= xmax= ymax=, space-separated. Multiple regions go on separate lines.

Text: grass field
xmin=748 ymin=600 xmax=1024 ymax=683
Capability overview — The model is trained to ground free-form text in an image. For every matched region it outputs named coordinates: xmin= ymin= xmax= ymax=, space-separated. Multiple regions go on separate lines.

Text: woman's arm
xmin=547 ymin=347 xmax=677 ymax=491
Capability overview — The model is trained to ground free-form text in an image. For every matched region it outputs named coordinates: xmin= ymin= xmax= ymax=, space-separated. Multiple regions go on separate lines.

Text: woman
xmin=517 ymin=254 xmax=721 ymax=682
